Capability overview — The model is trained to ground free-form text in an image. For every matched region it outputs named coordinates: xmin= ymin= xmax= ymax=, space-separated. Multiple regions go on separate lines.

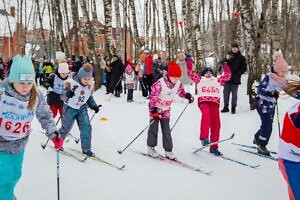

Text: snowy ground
xmin=16 ymin=75 xmax=294 ymax=200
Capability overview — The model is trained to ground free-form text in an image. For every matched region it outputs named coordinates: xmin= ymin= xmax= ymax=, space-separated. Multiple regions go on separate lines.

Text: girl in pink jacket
xmin=186 ymin=59 xmax=231 ymax=156
xmin=147 ymin=61 xmax=194 ymax=160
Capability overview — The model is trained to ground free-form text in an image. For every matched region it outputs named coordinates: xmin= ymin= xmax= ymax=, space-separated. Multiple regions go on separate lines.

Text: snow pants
xmin=278 ymin=159 xmax=300 ymax=200
xmin=50 ymin=105 xmax=63 ymax=118
xmin=147 ymin=118 xmax=173 ymax=152
xmin=0 ymin=150 xmax=24 ymax=200
xmin=199 ymin=101 xmax=221 ymax=150
xmin=59 ymin=105 xmax=92 ymax=152
xmin=254 ymin=98 xmax=275 ymax=146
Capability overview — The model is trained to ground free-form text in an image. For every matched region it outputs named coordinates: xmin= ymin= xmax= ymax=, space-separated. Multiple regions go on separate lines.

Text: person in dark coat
xmin=152 ymin=57 xmax=167 ymax=83
xmin=109 ymin=55 xmax=125 ymax=97
xmin=221 ymin=42 xmax=247 ymax=114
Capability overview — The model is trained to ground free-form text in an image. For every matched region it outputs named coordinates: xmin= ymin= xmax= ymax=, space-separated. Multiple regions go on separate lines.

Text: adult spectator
xmin=110 ymin=55 xmax=125 ymax=97
xmin=221 ymin=42 xmax=247 ymax=114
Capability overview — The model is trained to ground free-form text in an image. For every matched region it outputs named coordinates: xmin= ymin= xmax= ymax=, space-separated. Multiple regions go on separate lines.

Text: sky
xmin=14 ymin=73 xmax=295 ymax=200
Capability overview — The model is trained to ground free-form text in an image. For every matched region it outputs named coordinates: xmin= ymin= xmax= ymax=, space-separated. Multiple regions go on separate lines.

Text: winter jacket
xmin=43 ymin=70 xmax=68 ymax=107
xmin=149 ymin=77 xmax=186 ymax=119
xmin=279 ymin=102 xmax=300 ymax=162
xmin=0 ymin=80 xmax=57 ymax=154
xmin=152 ymin=61 xmax=167 ymax=83
xmin=227 ymin=51 xmax=247 ymax=84
xmin=61 ymin=76 xmax=98 ymax=111
xmin=187 ymin=60 xmax=231 ymax=104
xmin=144 ymin=55 xmax=153 ymax=75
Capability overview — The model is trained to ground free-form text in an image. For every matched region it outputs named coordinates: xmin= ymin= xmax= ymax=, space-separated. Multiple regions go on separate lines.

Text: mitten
xmin=66 ymin=90 xmax=75 ymax=98
xmin=185 ymin=59 xmax=193 ymax=70
xmin=266 ymin=91 xmax=275 ymax=97
xmin=184 ymin=92 xmax=194 ymax=103
xmin=151 ymin=107 xmax=160 ymax=120
xmin=52 ymin=132 xmax=64 ymax=149
xmin=94 ymin=105 xmax=102 ymax=113
xmin=274 ymin=90 xmax=279 ymax=100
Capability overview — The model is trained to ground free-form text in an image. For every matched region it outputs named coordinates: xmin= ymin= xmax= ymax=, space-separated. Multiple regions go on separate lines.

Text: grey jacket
xmin=0 ymin=80 xmax=57 ymax=154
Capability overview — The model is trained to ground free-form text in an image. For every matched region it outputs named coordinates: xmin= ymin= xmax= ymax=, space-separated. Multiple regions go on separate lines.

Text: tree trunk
xmin=161 ymin=0 xmax=170 ymax=57
xmin=129 ymin=0 xmax=142 ymax=61
xmin=240 ymin=0 xmax=257 ymax=110
xmin=70 ymin=0 xmax=80 ymax=57
xmin=104 ymin=0 xmax=113 ymax=58
xmin=54 ymin=0 xmax=70 ymax=57
xmin=271 ymin=0 xmax=280 ymax=51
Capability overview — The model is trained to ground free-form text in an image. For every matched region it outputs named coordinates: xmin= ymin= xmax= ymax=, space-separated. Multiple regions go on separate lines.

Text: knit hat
xmin=9 ymin=55 xmax=35 ymax=83
xmin=58 ymin=62 xmax=70 ymax=73
xmin=167 ymin=60 xmax=181 ymax=77
xmin=273 ymin=51 xmax=288 ymax=73
xmin=201 ymin=67 xmax=213 ymax=76
xmin=231 ymin=42 xmax=239 ymax=48
xmin=77 ymin=63 xmax=93 ymax=80
xmin=125 ymin=64 xmax=133 ymax=72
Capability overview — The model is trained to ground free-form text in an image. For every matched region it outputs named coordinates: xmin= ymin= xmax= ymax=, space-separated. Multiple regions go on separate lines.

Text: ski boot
xmin=165 ymin=151 xmax=177 ymax=160
xmin=209 ymin=148 xmax=223 ymax=156
xmin=148 ymin=146 xmax=159 ymax=158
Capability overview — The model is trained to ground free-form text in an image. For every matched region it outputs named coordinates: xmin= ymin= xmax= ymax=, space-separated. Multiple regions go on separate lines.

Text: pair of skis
xmin=48 ymin=146 xmax=125 ymax=170
xmin=133 ymin=150 xmax=212 ymax=176
xmin=193 ymin=133 xmax=260 ymax=169
xmin=232 ymin=143 xmax=278 ymax=161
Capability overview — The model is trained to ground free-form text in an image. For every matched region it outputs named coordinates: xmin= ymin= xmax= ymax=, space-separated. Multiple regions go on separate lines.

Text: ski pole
xmin=54 ymin=133 xmax=61 ymax=200
xmin=276 ymin=100 xmax=281 ymax=136
xmin=170 ymin=102 xmax=189 ymax=131
xmin=117 ymin=120 xmax=155 ymax=154
xmin=41 ymin=116 xmax=61 ymax=149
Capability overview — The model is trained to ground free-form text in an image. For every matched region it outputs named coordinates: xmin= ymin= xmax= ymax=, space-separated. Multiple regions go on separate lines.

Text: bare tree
xmin=129 ymin=0 xmax=143 ymax=61
xmin=240 ymin=0 xmax=258 ymax=110
xmin=161 ymin=0 xmax=170 ymax=57
xmin=104 ymin=0 xmax=113 ymax=57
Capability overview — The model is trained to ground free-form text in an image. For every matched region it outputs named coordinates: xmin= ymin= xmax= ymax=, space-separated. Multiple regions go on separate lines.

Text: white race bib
xmin=0 ymin=94 xmax=34 ymax=140
xmin=66 ymin=79 xmax=93 ymax=109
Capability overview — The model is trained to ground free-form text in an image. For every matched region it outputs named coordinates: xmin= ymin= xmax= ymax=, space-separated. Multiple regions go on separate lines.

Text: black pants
xmin=127 ymin=89 xmax=133 ymax=101
xmin=140 ymin=79 xmax=148 ymax=97
xmin=147 ymin=118 xmax=173 ymax=152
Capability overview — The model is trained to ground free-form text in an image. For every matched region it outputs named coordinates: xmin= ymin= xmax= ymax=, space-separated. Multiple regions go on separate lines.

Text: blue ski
xmin=239 ymin=148 xmax=278 ymax=161
xmin=232 ymin=142 xmax=277 ymax=154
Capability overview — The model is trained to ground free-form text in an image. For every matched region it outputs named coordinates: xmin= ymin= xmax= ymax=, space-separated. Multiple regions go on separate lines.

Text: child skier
xmin=278 ymin=80 xmax=300 ymax=200
xmin=59 ymin=63 xmax=100 ymax=156
xmin=0 ymin=55 xmax=63 ymax=200
xmin=124 ymin=62 xmax=136 ymax=102
xmin=186 ymin=58 xmax=231 ymax=156
xmin=43 ymin=62 xmax=70 ymax=117
xmin=253 ymin=51 xmax=288 ymax=155
xmin=147 ymin=60 xmax=194 ymax=160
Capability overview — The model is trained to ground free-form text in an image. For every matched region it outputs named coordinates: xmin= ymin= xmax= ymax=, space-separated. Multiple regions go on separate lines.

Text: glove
xmin=151 ymin=107 xmax=160 ymax=120
xmin=184 ymin=92 xmax=194 ymax=103
xmin=93 ymin=105 xmax=102 ymax=113
xmin=52 ymin=132 xmax=64 ymax=149
xmin=274 ymin=90 xmax=279 ymax=100
xmin=66 ymin=90 xmax=75 ymax=98
xmin=266 ymin=91 xmax=279 ymax=99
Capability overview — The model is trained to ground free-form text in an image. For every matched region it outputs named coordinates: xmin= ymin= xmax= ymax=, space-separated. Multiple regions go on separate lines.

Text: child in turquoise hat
xmin=0 ymin=55 xmax=63 ymax=200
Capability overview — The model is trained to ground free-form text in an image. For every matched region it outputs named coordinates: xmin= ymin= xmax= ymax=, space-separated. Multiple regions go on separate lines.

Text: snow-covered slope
xmin=16 ymin=75 xmax=293 ymax=200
